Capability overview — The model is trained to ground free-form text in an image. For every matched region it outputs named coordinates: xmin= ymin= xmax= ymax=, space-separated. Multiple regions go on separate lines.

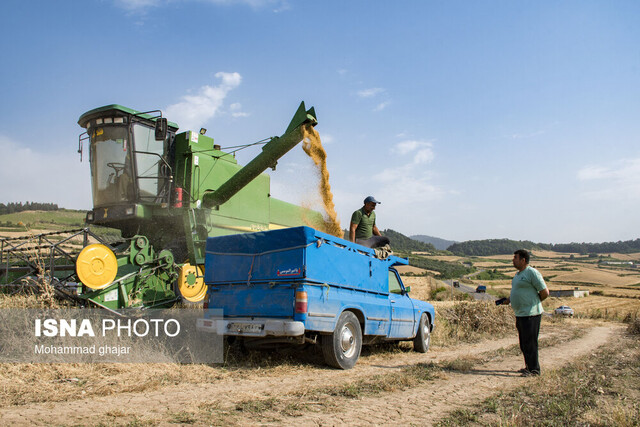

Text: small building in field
xmin=549 ymin=287 xmax=589 ymax=298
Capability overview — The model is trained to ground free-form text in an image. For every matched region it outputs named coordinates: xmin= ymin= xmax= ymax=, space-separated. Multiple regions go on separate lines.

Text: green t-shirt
xmin=350 ymin=208 xmax=376 ymax=239
xmin=510 ymin=266 xmax=547 ymax=317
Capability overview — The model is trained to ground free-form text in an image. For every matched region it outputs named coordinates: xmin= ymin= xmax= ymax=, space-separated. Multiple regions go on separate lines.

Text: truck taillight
xmin=295 ymin=290 xmax=308 ymax=313
xmin=173 ymin=187 xmax=184 ymax=208
xmin=203 ymin=298 xmax=208 ymax=310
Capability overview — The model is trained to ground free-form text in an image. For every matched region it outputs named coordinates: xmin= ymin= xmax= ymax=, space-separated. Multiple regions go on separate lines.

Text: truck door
xmin=388 ymin=269 xmax=415 ymax=339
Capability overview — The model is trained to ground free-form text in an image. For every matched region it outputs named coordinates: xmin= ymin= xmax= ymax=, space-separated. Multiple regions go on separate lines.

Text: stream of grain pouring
xmin=301 ymin=125 xmax=342 ymax=238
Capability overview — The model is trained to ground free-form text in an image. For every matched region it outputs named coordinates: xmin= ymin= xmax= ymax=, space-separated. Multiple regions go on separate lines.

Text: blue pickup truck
xmin=196 ymin=226 xmax=435 ymax=369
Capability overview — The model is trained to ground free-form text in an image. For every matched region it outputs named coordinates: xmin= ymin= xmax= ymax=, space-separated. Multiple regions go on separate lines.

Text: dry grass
xmin=432 ymin=301 xmax=515 ymax=346
xmin=0 ymin=363 xmax=222 ymax=406
xmin=401 ymin=275 xmax=443 ymax=301
xmin=395 ymin=265 xmax=433 ymax=275
xmin=437 ymin=332 xmax=640 ymax=427
xmin=546 ymin=295 xmax=640 ymax=322
xmin=0 ymin=252 xmax=635 ymax=411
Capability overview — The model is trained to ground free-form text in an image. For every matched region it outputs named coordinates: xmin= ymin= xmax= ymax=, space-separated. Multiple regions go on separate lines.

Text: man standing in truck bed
xmin=349 ymin=196 xmax=390 ymax=248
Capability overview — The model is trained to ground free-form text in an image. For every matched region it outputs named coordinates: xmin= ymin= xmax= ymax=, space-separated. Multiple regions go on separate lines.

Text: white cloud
xmin=115 ymin=0 xmax=290 ymax=11
xmin=364 ymin=138 xmax=444 ymax=225
xmin=164 ymin=72 xmax=242 ymax=131
xmin=395 ymin=140 xmax=434 ymax=164
xmin=202 ymin=0 xmax=288 ymax=8
xmin=115 ymin=0 xmax=161 ymax=10
xmin=0 ymin=136 xmax=92 ymax=209
xmin=357 ymin=87 xmax=384 ymax=98
xmin=577 ymin=165 xmax=608 ymax=181
xmin=320 ymin=134 xmax=334 ymax=144
xmin=577 ymin=157 xmax=640 ymax=200
xmin=229 ymin=102 xmax=249 ymax=118
xmin=373 ymin=101 xmax=389 ymax=112
xmin=508 ymin=130 xmax=545 ymax=139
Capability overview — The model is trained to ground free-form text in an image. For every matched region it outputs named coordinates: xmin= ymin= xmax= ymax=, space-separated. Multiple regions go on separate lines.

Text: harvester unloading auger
xmin=0 ymin=102 xmax=323 ymax=311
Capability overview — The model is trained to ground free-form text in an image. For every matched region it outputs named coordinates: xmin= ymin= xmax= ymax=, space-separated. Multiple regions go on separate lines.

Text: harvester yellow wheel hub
xmin=76 ymin=244 xmax=118 ymax=290
xmin=178 ymin=263 xmax=207 ymax=302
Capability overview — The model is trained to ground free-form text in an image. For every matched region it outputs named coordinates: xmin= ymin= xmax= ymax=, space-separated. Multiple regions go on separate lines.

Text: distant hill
xmin=341 ymin=228 xmax=436 ymax=252
xmin=411 ymin=234 xmax=457 ymax=251
xmin=448 ymin=239 xmax=540 ymax=256
xmin=448 ymin=238 xmax=640 ymax=256
xmin=382 ymin=229 xmax=436 ymax=252
xmin=540 ymin=239 xmax=640 ymax=255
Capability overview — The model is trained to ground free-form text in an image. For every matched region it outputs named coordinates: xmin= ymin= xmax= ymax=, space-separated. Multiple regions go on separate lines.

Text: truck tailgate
xmin=208 ymin=283 xmax=295 ymax=317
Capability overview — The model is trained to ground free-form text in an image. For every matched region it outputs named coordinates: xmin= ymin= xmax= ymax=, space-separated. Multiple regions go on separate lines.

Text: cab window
xmin=389 ymin=270 xmax=403 ymax=294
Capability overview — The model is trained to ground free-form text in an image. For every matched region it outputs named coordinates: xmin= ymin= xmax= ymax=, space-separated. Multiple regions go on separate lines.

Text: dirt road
xmin=0 ymin=321 xmax=621 ymax=426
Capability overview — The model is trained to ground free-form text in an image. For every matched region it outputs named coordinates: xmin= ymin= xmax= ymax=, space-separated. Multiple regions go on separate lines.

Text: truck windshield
xmin=89 ymin=125 xmax=134 ymax=207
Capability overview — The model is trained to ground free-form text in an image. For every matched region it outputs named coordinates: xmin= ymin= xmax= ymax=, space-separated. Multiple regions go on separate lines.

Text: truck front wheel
xmin=413 ymin=313 xmax=431 ymax=353
xmin=322 ymin=311 xmax=362 ymax=369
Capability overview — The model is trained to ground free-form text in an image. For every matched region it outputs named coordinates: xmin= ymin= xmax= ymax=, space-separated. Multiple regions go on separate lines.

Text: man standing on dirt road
xmin=349 ymin=196 xmax=390 ymax=248
xmin=499 ymin=249 xmax=549 ymax=376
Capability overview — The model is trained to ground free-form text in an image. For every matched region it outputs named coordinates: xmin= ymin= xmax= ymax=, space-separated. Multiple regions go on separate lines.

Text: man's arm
xmin=539 ymin=288 xmax=549 ymax=301
xmin=372 ymin=224 xmax=381 ymax=237
xmin=349 ymin=223 xmax=357 ymax=242
xmin=530 ymin=268 xmax=549 ymax=301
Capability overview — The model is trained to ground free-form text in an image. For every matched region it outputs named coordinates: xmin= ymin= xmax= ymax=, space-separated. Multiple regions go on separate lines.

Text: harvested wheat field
xmin=395 ymin=265 xmax=441 ymax=278
xmin=400 ymin=275 xmax=442 ymax=301
xmin=549 ymin=295 xmax=640 ymax=320
xmin=1 ymin=249 xmax=638 ymax=426
xmin=551 ymin=266 xmax=640 ymax=287
xmin=0 ymin=297 xmax=629 ymax=426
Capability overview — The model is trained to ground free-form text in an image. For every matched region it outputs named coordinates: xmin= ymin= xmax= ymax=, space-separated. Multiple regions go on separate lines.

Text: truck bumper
xmin=196 ymin=317 xmax=305 ymax=337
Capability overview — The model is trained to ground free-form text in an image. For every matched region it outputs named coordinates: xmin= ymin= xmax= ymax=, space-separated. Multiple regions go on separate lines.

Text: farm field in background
xmin=0 ymin=210 xmax=85 ymax=232
xmin=2 ymin=210 xmax=639 ymax=321
xmin=410 ymin=249 xmax=640 ymax=321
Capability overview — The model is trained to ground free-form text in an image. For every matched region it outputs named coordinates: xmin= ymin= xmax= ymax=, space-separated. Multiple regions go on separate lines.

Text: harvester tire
xmin=76 ymin=244 xmax=118 ymax=290
xmin=177 ymin=263 xmax=207 ymax=303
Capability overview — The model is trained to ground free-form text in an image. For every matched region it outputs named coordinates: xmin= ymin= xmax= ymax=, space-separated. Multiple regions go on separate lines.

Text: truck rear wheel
xmin=322 ymin=311 xmax=362 ymax=369
xmin=413 ymin=313 xmax=431 ymax=353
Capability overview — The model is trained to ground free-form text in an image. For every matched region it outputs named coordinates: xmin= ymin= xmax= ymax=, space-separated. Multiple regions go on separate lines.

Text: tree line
xmin=408 ymin=256 xmax=475 ymax=279
xmin=0 ymin=202 xmax=59 ymax=215
xmin=541 ymin=239 xmax=640 ymax=255
xmin=447 ymin=238 xmax=640 ymax=256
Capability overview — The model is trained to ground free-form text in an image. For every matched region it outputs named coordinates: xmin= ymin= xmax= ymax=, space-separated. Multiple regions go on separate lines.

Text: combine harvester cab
xmin=1 ymin=102 xmax=323 ymax=312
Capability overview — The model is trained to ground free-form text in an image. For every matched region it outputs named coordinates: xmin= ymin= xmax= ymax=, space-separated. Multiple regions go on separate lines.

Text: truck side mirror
xmin=155 ymin=118 xmax=168 ymax=141
xmin=403 ymin=286 xmax=411 ymax=294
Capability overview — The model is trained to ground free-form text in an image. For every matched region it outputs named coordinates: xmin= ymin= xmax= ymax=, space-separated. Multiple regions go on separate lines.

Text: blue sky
xmin=1 ymin=0 xmax=639 ymax=244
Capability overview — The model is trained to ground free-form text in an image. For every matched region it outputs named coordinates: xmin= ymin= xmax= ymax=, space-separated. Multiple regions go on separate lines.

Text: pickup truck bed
xmin=197 ymin=226 xmax=435 ymax=369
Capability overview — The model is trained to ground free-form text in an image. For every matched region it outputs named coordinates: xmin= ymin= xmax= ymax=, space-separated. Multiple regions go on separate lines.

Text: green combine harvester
xmin=0 ymin=102 xmax=323 ymax=311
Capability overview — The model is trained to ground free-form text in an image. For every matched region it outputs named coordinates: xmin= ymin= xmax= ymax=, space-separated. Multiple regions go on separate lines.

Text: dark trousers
xmin=356 ymin=236 xmax=390 ymax=248
xmin=516 ymin=314 xmax=542 ymax=373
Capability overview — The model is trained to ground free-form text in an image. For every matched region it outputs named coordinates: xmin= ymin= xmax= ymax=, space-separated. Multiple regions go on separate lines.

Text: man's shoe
xmin=520 ymin=369 xmax=540 ymax=377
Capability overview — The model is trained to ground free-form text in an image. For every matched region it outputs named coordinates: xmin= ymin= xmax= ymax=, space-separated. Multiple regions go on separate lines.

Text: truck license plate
xmin=228 ymin=322 xmax=263 ymax=333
